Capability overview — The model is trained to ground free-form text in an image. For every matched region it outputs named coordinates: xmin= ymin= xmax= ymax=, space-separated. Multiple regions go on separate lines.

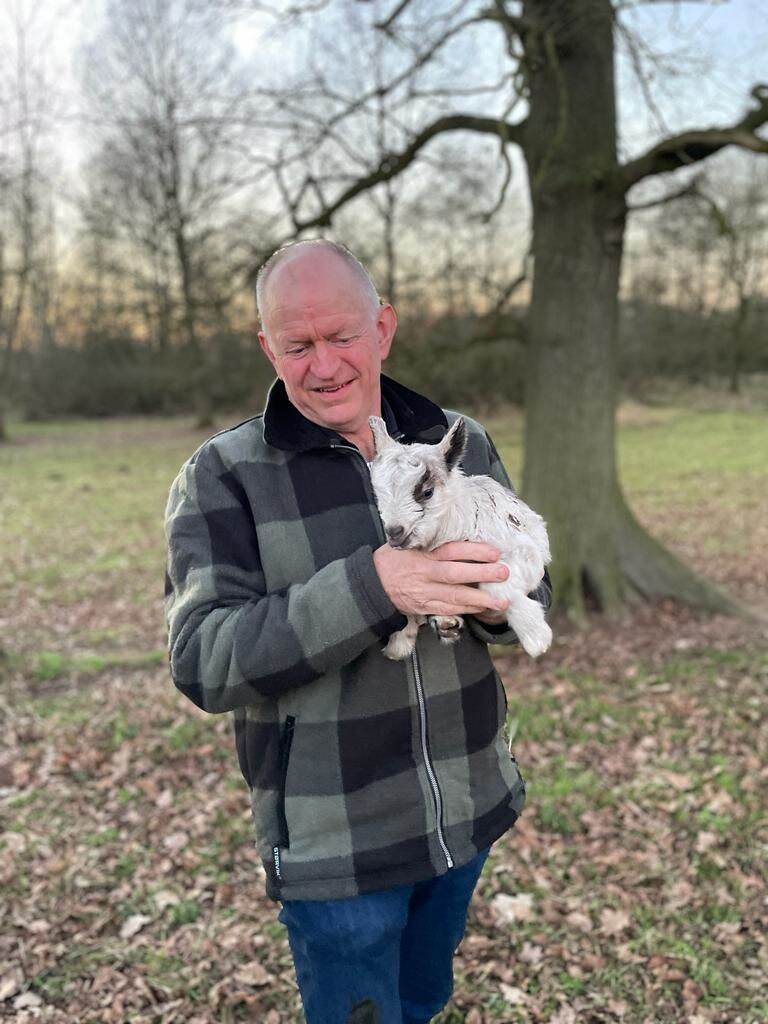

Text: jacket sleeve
xmin=164 ymin=457 xmax=407 ymax=714
xmin=465 ymin=428 xmax=553 ymax=646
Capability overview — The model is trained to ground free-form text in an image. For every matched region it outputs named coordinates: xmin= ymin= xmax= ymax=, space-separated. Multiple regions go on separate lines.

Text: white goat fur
xmin=368 ymin=415 xmax=552 ymax=661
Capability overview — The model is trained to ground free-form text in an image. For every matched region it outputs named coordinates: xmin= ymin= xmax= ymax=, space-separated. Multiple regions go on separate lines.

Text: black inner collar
xmin=262 ymin=374 xmax=448 ymax=453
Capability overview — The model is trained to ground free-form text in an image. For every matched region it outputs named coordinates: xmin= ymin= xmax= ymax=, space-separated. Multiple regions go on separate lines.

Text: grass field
xmin=1 ymin=395 xmax=766 ymax=1024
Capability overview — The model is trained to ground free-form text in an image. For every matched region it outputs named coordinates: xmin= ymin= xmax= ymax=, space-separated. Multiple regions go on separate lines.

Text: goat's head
xmin=368 ymin=415 xmax=467 ymax=550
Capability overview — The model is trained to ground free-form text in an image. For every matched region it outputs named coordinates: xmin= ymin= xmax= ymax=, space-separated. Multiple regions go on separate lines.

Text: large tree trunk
xmin=520 ymin=0 xmax=736 ymax=619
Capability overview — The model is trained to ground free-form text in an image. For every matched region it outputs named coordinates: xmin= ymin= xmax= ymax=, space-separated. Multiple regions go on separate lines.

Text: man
xmin=164 ymin=239 xmax=551 ymax=1024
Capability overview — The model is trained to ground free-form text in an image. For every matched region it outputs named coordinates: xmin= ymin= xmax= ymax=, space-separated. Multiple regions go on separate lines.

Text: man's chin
xmin=312 ymin=397 xmax=354 ymax=416
xmin=303 ymin=398 xmax=360 ymax=431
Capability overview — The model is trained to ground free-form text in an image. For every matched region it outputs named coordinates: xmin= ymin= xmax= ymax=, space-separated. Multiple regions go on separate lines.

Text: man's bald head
xmin=255 ymin=237 xmax=397 ymax=458
xmin=255 ymin=239 xmax=380 ymax=327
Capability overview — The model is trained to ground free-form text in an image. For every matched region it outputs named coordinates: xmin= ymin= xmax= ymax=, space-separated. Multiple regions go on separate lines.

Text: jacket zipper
xmin=276 ymin=714 xmax=295 ymax=849
xmin=331 ymin=441 xmax=454 ymax=871
xmin=410 ymin=649 xmax=453 ymax=868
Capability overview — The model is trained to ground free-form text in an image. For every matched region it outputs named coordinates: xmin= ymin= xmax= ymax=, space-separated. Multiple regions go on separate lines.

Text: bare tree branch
xmin=218 ymin=0 xmax=331 ymax=15
xmin=477 ymin=141 xmax=515 ymax=222
xmin=613 ymin=0 xmax=727 ymax=8
xmin=615 ymin=20 xmax=669 ymax=138
xmin=478 ymin=2 xmax=532 ymax=46
xmin=488 ymin=263 xmax=528 ymax=316
xmin=302 ymin=112 xmax=525 ymax=220
xmin=474 ymin=86 xmax=526 ymax=223
xmin=620 ymin=85 xmax=768 ymax=190
xmin=248 ymin=111 xmax=527 ymax=275
xmin=372 ymin=0 xmax=416 ymax=35
xmin=304 ymin=13 xmax=487 ymax=137
xmin=627 ymin=175 xmax=702 ymax=210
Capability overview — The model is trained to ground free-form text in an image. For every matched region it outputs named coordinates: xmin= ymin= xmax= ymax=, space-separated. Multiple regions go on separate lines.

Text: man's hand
xmin=373 ymin=541 xmax=510 ymax=618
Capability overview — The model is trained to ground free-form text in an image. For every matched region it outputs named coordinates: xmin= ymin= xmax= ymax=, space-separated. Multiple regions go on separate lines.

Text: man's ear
xmin=258 ymin=330 xmax=279 ymax=375
xmin=439 ymin=417 xmax=467 ymax=471
xmin=376 ymin=303 xmax=397 ymax=361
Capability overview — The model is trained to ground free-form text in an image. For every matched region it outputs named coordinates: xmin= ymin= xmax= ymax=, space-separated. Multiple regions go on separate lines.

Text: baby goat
xmin=368 ymin=415 xmax=552 ymax=661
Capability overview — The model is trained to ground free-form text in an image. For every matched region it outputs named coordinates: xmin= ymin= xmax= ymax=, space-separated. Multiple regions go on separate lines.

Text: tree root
xmin=615 ymin=497 xmax=746 ymax=617
xmin=548 ymin=489 xmax=751 ymax=622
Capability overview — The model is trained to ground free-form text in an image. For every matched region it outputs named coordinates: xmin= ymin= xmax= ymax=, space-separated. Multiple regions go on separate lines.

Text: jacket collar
xmin=263 ymin=374 xmax=448 ymax=452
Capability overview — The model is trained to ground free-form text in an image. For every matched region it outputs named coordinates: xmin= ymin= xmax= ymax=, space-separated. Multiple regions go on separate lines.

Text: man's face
xmin=258 ymin=251 xmax=397 ymax=439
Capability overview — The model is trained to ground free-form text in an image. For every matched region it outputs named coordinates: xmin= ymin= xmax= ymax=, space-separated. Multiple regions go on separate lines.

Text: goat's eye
xmin=422 ymin=488 xmax=434 ymax=501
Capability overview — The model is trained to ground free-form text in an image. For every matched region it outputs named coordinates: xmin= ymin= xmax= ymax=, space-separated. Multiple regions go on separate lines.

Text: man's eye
xmin=333 ymin=336 xmax=354 ymax=344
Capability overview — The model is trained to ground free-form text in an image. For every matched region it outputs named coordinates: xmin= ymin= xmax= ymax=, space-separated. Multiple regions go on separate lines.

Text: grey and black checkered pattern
xmin=164 ymin=375 xmax=551 ymax=901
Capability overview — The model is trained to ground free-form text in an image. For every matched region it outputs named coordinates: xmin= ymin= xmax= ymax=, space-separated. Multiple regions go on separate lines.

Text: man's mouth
xmin=313 ymin=380 xmax=354 ymax=395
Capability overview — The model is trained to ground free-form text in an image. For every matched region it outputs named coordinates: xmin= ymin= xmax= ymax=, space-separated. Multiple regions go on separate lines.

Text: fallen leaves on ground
xmin=1 ymin=412 xmax=767 ymax=1023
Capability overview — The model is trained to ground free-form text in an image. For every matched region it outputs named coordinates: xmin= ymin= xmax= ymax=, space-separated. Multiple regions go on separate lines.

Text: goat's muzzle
xmin=385 ymin=525 xmax=407 ymax=547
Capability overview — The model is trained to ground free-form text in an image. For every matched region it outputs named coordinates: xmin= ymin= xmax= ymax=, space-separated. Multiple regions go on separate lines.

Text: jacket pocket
xmin=275 ymin=715 xmax=296 ymax=849
xmin=232 ymin=709 xmax=251 ymax=788
xmin=495 ymin=671 xmax=509 ymax=720
xmin=509 ymin=748 xmax=526 ymax=789
xmin=497 ymin=673 xmax=526 ymax=790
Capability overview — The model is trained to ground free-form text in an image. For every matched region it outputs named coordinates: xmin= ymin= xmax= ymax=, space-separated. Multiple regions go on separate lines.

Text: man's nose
xmin=309 ymin=341 xmax=341 ymax=378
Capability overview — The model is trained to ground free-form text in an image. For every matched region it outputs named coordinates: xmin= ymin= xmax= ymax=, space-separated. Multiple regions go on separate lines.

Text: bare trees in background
xmin=78 ymin=0 xmax=258 ymax=352
xmin=625 ymin=155 xmax=768 ymax=391
xmin=230 ymin=0 xmax=768 ymax=619
xmin=700 ymin=163 xmax=768 ymax=394
xmin=235 ymin=0 xmax=531 ymax=317
xmin=0 ymin=3 xmax=56 ymax=440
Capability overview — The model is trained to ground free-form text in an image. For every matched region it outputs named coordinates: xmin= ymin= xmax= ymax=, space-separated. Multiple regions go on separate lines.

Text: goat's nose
xmin=386 ymin=525 xmax=405 ymax=545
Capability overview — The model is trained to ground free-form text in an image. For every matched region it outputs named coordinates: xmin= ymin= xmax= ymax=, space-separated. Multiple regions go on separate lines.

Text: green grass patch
xmin=32 ymin=648 xmax=166 ymax=682
xmin=112 ymin=854 xmax=139 ymax=880
xmin=7 ymin=789 xmax=43 ymax=810
xmin=108 ymin=711 xmax=139 ymax=747
xmin=532 ymin=756 xmax=609 ymax=833
xmin=29 ymin=945 xmax=118 ymax=1003
xmin=168 ymin=899 xmax=202 ymax=927
xmin=485 ymin=405 xmax=768 ymax=500
xmin=136 ymin=947 xmax=191 ymax=996
xmin=164 ymin=718 xmax=208 ymax=750
xmin=83 ymin=827 xmax=120 ymax=847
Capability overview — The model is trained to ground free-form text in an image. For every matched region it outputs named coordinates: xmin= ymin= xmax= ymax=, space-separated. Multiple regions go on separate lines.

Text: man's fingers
xmin=426 ymin=586 xmax=508 ymax=615
xmin=429 ymin=541 xmax=501 ymax=563
xmin=436 ymin=560 xmax=509 ymax=585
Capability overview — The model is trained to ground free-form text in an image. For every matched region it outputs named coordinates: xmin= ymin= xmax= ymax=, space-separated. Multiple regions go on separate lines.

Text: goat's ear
xmin=439 ymin=417 xmax=467 ymax=471
xmin=369 ymin=416 xmax=397 ymax=455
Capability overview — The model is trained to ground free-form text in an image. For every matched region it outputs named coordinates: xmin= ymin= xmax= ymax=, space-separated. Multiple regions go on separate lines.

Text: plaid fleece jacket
xmin=164 ymin=375 xmax=551 ymax=901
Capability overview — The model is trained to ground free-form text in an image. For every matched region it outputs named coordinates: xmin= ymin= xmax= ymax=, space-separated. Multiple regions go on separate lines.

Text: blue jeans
xmin=278 ymin=847 xmax=490 ymax=1024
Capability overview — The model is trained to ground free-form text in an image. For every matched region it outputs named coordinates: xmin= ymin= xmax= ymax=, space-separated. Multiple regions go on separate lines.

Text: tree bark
xmin=520 ymin=0 xmax=737 ymax=618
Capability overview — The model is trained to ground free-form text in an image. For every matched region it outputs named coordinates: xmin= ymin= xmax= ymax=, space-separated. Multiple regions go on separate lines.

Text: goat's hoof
xmin=382 ymin=632 xmax=415 ymax=660
xmin=429 ymin=615 xmax=463 ymax=644
xmin=519 ymin=623 xmax=552 ymax=659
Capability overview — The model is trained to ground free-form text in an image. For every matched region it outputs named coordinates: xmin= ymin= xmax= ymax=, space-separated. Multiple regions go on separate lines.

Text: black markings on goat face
xmin=413 ymin=468 xmax=436 ymax=505
xmin=508 ymin=513 xmax=521 ymax=528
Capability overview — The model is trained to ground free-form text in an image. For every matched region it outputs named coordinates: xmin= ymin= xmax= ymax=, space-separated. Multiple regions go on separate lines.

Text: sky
xmin=615 ymin=0 xmax=768 ymax=161
xmin=17 ymin=0 xmax=765 ymax=169
xmin=2 ymin=0 xmax=766 ymax=238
